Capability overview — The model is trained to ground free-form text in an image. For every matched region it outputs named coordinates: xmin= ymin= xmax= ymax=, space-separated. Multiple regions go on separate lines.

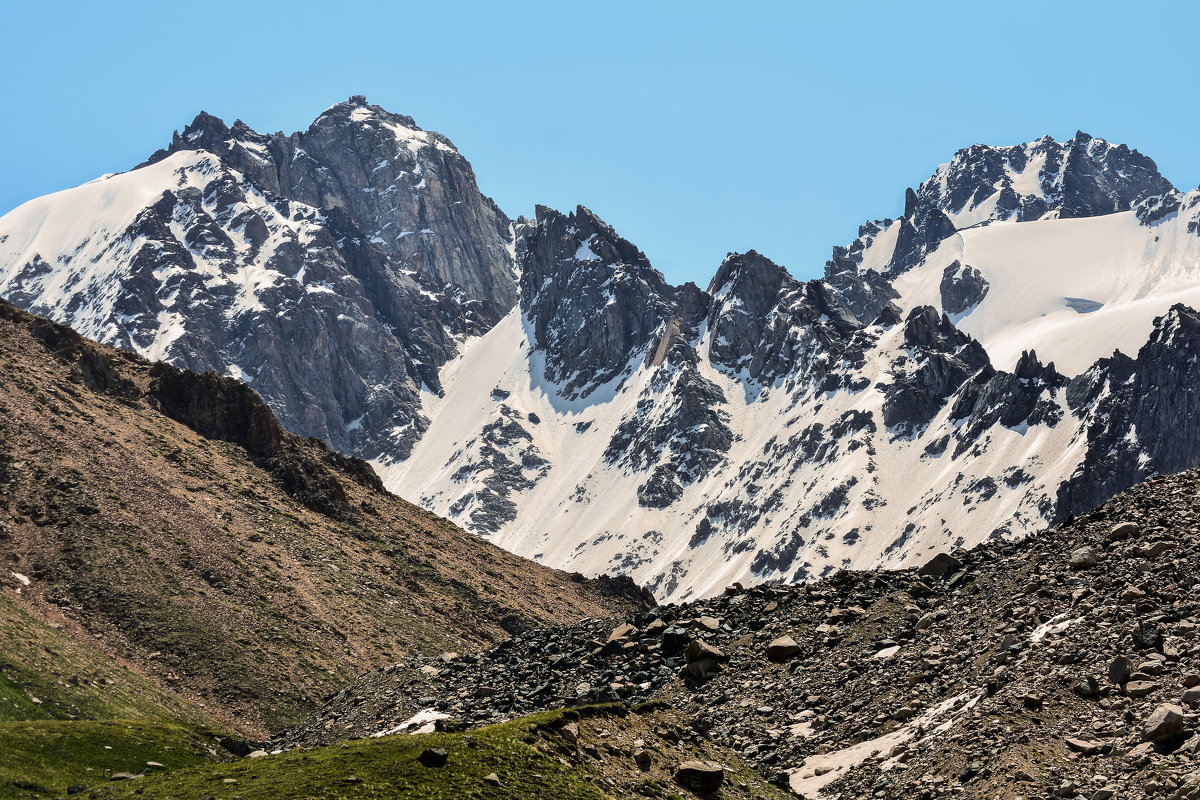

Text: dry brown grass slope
xmin=0 ymin=300 xmax=648 ymax=736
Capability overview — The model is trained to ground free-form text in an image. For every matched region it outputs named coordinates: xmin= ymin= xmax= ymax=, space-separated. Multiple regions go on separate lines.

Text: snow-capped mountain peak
xmin=6 ymin=115 xmax=1200 ymax=603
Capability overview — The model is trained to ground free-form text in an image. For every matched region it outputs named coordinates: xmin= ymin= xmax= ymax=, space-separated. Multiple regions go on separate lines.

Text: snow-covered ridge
xmin=4 ymin=116 xmax=1200 ymax=604
xmin=0 ymin=150 xmax=324 ymax=358
xmin=377 ymin=132 xmax=1200 ymax=602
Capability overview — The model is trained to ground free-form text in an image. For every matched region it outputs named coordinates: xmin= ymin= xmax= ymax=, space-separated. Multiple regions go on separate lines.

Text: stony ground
xmin=285 ymin=469 xmax=1200 ymax=798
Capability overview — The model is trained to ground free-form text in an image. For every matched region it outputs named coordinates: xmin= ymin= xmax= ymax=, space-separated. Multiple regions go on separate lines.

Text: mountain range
xmin=4 ymin=97 xmax=1200 ymax=602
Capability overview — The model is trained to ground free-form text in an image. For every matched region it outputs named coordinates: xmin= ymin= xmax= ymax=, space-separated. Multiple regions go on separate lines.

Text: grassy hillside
xmin=0 ymin=300 xmax=647 ymax=735
xmin=0 ymin=588 xmax=230 ymax=799
xmin=0 ymin=590 xmax=211 ymax=724
xmin=97 ymin=705 xmax=790 ymax=800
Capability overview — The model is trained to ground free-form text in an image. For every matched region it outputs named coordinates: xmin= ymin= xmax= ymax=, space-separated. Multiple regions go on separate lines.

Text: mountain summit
xmin=4 ymin=108 xmax=1200 ymax=600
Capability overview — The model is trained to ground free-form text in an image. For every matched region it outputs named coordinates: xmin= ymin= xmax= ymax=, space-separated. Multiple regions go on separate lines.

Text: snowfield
xmin=891 ymin=205 xmax=1200 ymax=373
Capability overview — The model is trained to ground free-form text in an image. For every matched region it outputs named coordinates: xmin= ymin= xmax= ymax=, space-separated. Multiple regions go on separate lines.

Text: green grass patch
xmin=103 ymin=710 xmax=617 ymax=800
xmin=0 ymin=720 xmax=227 ymax=799
xmin=0 ymin=592 xmax=213 ymax=725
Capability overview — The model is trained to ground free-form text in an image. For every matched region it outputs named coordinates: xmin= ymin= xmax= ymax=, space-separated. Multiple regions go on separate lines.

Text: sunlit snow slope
xmin=891 ymin=202 xmax=1200 ymax=373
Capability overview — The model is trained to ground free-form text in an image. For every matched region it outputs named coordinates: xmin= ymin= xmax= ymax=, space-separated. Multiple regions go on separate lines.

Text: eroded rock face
xmin=519 ymin=205 xmax=687 ymax=400
xmin=824 ymin=131 xmax=1174 ymax=317
xmin=149 ymin=96 xmax=516 ymax=320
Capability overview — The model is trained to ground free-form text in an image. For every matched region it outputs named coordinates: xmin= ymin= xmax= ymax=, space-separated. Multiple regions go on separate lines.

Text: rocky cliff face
xmin=909 ymin=132 xmax=1173 ymax=227
xmin=147 ymin=96 xmax=516 ymax=320
xmin=0 ymin=98 xmax=517 ymax=460
xmin=1058 ymin=305 xmax=1200 ymax=516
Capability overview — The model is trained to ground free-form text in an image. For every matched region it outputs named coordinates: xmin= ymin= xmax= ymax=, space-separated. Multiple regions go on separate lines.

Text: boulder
xmin=607 ymin=623 xmax=638 ymax=643
xmin=1125 ymin=680 xmax=1160 ymax=698
xmin=1064 ymin=737 xmax=1105 ymax=756
xmin=674 ymin=761 xmax=725 ymax=793
xmin=1109 ymin=522 xmax=1139 ymax=540
xmin=685 ymin=639 xmax=727 ymax=664
xmin=1108 ymin=655 xmax=1134 ymax=685
xmin=1141 ymin=703 xmax=1185 ymax=743
xmin=661 ymin=626 xmax=690 ymax=655
xmin=1067 ymin=547 xmax=1100 ymax=570
xmin=918 ymin=552 xmax=962 ymax=579
xmin=766 ymin=635 xmax=802 ymax=661
xmin=418 ymin=747 xmax=448 ymax=767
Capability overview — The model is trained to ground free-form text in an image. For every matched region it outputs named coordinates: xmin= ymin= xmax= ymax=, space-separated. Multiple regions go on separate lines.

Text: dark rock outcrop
xmin=519 ymin=205 xmax=692 ymax=399
xmin=939 ymin=260 xmax=989 ymax=315
xmin=706 ymin=251 xmax=861 ymax=386
xmin=149 ymin=363 xmax=283 ymax=457
xmin=880 ymin=306 xmax=990 ymax=435
xmin=1057 ymin=304 xmax=1200 ymax=518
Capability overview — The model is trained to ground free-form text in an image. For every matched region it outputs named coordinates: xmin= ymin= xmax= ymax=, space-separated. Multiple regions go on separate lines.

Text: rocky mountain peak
xmin=826 ymin=131 xmax=1178 ymax=304
xmin=519 ymin=205 xmax=678 ymax=398
xmin=310 ymin=95 xmax=448 ymax=148
xmin=913 ymin=131 xmax=1174 ymax=227
xmin=148 ymin=99 xmax=517 ymax=320
xmin=706 ymin=250 xmax=796 ymax=315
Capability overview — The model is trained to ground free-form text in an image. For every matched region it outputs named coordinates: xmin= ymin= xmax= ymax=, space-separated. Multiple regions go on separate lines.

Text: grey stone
xmin=674 ymin=761 xmax=724 ymax=793
xmin=1141 ymin=703 xmax=1185 ymax=743
xmin=1068 ymin=547 xmax=1100 ymax=570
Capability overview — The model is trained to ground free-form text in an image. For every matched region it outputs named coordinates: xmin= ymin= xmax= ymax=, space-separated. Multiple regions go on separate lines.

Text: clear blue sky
xmin=1 ymin=1 xmax=1196 ymax=285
